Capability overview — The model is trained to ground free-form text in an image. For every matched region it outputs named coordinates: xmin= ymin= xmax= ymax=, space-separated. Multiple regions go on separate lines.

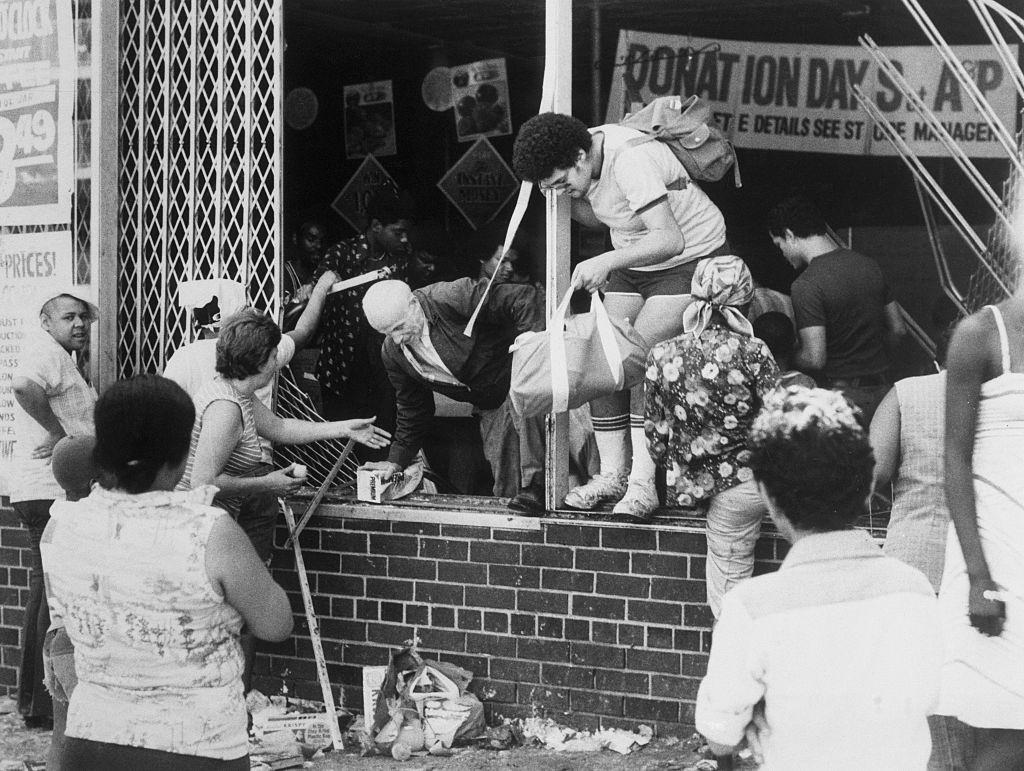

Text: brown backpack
xmin=619 ymin=95 xmax=740 ymax=187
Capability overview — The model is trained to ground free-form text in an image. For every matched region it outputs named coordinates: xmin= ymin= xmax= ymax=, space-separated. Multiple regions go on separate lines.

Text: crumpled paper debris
xmin=517 ymin=716 xmax=653 ymax=754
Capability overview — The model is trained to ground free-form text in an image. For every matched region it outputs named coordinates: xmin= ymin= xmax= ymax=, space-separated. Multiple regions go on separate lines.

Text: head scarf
xmin=681 ymin=254 xmax=754 ymax=338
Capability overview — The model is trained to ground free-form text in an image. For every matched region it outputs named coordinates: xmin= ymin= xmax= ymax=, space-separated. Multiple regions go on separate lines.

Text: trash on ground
xmin=517 ymin=716 xmax=654 ymax=754
xmin=247 ymin=688 xmax=352 ymax=750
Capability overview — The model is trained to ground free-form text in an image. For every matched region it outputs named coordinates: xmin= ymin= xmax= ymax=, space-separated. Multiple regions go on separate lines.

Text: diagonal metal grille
xmin=117 ymin=0 xmax=281 ymax=377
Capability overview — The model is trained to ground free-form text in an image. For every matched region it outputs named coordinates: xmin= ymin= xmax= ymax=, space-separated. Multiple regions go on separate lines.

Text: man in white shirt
xmin=10 ymin=287 xmax=98 ymax=727
xmin=696 ymin=387 xmax=941 ymax=770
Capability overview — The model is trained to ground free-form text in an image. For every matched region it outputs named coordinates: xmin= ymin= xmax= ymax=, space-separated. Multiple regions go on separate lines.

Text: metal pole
xmin=287 ymin=438 xmax=356 ymax=546
xmin=281 ymin=499 xmax=345 ymax=750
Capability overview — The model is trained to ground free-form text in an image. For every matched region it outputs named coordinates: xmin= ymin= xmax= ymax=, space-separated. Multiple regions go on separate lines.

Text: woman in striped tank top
xmin=177 ymin=308 xmax=390 ymax=517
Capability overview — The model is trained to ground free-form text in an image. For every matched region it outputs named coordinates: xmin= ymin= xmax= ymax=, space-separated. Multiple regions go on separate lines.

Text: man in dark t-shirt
xmin=768 ymin=196 xmax=906 ymax=423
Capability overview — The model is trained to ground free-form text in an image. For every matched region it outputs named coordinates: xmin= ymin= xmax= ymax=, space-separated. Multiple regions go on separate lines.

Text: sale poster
xmin=0 ymin=0 xmax=75 ymax=225
xmin=450 ymin=58 xmax=512 ymax=143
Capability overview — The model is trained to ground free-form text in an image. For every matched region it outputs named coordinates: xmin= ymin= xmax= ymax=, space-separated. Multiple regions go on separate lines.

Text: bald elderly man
xmin=360 ymin=278 xmax=546 ymax=513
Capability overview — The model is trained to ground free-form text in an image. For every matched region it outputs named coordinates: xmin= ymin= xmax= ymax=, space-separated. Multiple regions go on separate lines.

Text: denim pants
xmin=705 ymin=480 xmax=767 ymax=619
xmin=43 ymin=625 xmax=77 ymax=770
xmin=12 ymin=499 xmax=54 ymax=720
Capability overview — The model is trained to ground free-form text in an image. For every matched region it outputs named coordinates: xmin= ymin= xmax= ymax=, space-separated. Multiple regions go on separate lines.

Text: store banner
xmin=437 ymin=137 xmax=518 ymax=230
xmin=344 ymin=80 xmax=397 ymax=159
xmin=450 ymin=58 xmax=512 ymax=143
xmin=606 ymin=30 xmax=1018 ymax=158
xmin=0 ymin=0 xmax=75 ymax=225
xmin=331 ymin=155 xmax=398 ymax=234
xmin=0 ymin=229 xmax=74 ymax=495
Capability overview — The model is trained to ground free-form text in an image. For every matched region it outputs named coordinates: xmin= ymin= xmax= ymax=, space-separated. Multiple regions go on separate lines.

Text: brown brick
xmin=517 ymin=590 xmax=568 ymax=614
xmin=458 ymin=609 xmax=482 ymax=631
xmin=466 ymin=632 xmax=516 ymax=657
xmin=491 ymin=658 xmax=540 ymax=683
xmin=569 ymin=642 xmax=624 ymax=669
xmin=684 ymin=603 xmax=714 ymax=629
xmin=628 ymin=599 xmax=682 ymax=625
xmin=601 ymin=527 xmax=657 ymax=551
xmin=511 ymin=614 xmax=535 ymax=636
xmin=340 ymin=643 xmax=391 ymax=666
xmin=626 ymin=648 xmax=681 ymax=675
xmin=647 ymin=626 xmax=674 ymax=649
xmin=545 ymin=523 xmax=600 ymax=547
xmin=651 ymin=673 xmax=701 ymax=700
xmin=595 ymin=573 xmax=650 ymax=598
xmin=630 ymin=552 xmax=687 ymax=577
xmin=517 ymin=638 xmax=569 ymax=662
xmin=370 ymin=534 xmax=418 ymax=557
xmin=483 ymin=611 xmax=508 ymax=633
xmin=576 ymin=548 xmax=629 ymax=572
xmin=651 ymin=577 xmax=706 ymax=603
xmin=437 ymin=561 xmax=487 ymax=584
xmin=564 ymin=618 xmax=589 ymax=641
xmin=465 ymin=585 xmax=515 ymax=609
xmin=489 ymin=564 xmax=539 ymax=588
xmin=594 ymin=669 xmax=649 ymax=694
xmin=364 ymin=577 xmax=413 ymax=601
xmin=674 ymin=629 xmax=702 ymax=651
xmin=541 ymin=569 xmax=594 ymax=593
xmin=572 ymin=595 xmax=625 ymax=620
xmin=320 ymin=531 xmax=368 ymax=552
xmin=592 ymin=621 xmax=617 ymax=644
xmin=380 ymin=602 xmax=403 ymax=622
xmin=520 ymin=684 xmax=569 ymax=712
xmin=624 ymin=696 xmax=680 ymax=722
xmin=414 ymin=582 xmax=465 ymax=605
xmin=537 ymin=616 xmax=563 ymax=639
xmin=389 ymin=557 xmax=436 ymax=580
xmin=405 ymin=604 xmax=429 ymax=625
xmin=659 ymin=530 xmax=707 ymax=553
xmin=471 ymin=542 xmax=521 ymax=565
xmin=356 ymin=600 xmax=378 ymax=620
xmin=681 ymin=653 xmax=709 ymax=677
xmin=330 ymin=597 xmax=354 ymax=618
xmin=571 ymin=690 xmax=623 ymax=716
xmin=367 ymin=623 xmax=410 ymax=646
xmin=688 ymin=556 xmax=707 ymax=579
xmin=392 ymin=521 xmax=440 ymax=536
xmin=492 ymin=528 xmax=545 ymax=543
xmin=441 ymin=524 xmax=492 ymax=539
xmin=438 ymin=652 xmax=488 ymax=675
xmin=339 ymin=518 xmax=390 ymax=532
xmin=342 ymin=554 xmax=388 ymax=575
xmin=521 ymin=544 xmax=573 ymax=568
xmin=418 ymin=628 xmax=467 ymax=653
xmin=319 ymin=574 xmax=365 ymax=597
xmin=419 ymin=538 xmax=469 ymax=561
xmin=431 ymin=607 xmax=455 ymax=627
xmin=541 ymin=663 xmax=592 ymax=689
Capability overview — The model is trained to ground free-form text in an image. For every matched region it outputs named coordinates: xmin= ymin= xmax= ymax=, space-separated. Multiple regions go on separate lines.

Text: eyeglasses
xmin=538 ymin=171 xmax=572 ymax=193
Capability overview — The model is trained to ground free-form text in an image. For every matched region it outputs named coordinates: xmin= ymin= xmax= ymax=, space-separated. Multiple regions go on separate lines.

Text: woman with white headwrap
xmin=645 ymin=255 xmax=780 ymax=618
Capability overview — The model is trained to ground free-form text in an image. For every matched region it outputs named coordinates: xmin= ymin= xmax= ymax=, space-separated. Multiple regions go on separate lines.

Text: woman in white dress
xmin=941 ymin=298 xmax=1024 ymax=769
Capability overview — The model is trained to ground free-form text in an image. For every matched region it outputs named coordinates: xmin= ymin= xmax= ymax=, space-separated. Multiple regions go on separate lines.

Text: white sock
xmin=592 ymin=417 xmax=630 ymax=477
xmin=628 ymin=418 xmax=655 ymax=487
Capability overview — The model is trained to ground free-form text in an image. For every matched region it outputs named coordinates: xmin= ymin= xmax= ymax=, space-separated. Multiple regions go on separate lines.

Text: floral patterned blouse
xmin=315 ymin=235 xmax=407 ymax=399
xmin=645 ymin=323 xmax=779 ymax=506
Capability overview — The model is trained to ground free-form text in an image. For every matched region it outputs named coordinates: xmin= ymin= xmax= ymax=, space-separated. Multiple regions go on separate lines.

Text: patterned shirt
xmin=645 ymin=323 xmax=778 ymax=506
xmin=42 ymin=485 xmax=247 ymax=760
xmin=315 ymin=235 xmax=406 ymax=398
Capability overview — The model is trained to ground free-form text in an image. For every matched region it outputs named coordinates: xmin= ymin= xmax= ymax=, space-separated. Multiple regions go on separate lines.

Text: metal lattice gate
xmin=117 ymin=0 xmax=282 ymax=377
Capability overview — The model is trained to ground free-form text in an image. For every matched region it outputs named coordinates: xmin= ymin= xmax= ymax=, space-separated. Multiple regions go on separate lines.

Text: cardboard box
xmin=362 ymin=665 xmax=388 ymax=724
xmin=357 ymin=468 xmax=390 ymax=503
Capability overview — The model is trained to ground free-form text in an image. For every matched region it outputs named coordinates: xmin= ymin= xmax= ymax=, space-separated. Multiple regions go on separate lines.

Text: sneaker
xmin=563 ymin=471 xmax=628 ymax=510
xmin=611 ymin=481 xmax=660 ymax=522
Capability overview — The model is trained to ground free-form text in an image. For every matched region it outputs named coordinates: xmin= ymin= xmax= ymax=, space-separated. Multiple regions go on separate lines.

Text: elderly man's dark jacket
xmin=381 ymin=277 xmax=543 ymax=468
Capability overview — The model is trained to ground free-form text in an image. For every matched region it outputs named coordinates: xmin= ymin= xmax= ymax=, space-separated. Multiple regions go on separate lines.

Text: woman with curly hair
xmin=513 ymin=112 xmax=728 ymax=519
xmin=696 ymin=386 xmax=941 ymax=769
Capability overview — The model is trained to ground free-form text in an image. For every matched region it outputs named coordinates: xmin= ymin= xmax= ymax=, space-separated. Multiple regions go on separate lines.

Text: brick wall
xmin=0 ymin=499 xmax=793 ymax=735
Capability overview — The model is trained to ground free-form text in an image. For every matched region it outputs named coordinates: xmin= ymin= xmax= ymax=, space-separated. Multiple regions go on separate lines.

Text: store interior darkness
xmin=282 ymin=0 xmax=1014 ymax=491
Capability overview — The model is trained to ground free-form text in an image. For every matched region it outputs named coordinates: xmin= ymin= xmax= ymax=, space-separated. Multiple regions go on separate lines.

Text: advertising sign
xmin=331 ymin=155 xmax=398 ymax=234
xmin=0 ymin=0 xmax=75 ymax=224
xmin=450 ymin=58 xmax=512 ymax=143
xmin=0 ymin=229 xmax=74 ymax=494
xmin=606 ymin=30 xmax=1018 ymax=158
xmin=437 ymin=137 xmax=518 ymax=230
xmin=344 ymin=80 xmax=396 ymax=159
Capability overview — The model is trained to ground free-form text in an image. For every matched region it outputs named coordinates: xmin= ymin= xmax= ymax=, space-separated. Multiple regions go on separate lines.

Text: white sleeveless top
xmin=42 ymin=485 xmax=248 ymax=760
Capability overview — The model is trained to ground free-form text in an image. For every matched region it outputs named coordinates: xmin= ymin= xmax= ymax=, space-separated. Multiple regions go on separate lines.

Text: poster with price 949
xmin=0 ymin=0 xmax=74 ymax=226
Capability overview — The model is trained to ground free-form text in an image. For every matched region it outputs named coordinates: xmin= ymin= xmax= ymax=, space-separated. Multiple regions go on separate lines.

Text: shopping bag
xmin=509 ymin=289 xmax=647 ymax=418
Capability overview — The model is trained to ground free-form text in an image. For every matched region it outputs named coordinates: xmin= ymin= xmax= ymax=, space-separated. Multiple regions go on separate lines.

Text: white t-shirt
xmin=587 ymin=124 xmax=726 ymax=271
xmin=10 ymin=333 xmax=97 ymax=502
xmin=163 ymin=335 xmax=296 ymax=460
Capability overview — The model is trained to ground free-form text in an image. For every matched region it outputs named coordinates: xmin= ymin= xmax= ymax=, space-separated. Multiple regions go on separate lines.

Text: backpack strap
xmin=613 ymin=133 xmax=691 ymax=190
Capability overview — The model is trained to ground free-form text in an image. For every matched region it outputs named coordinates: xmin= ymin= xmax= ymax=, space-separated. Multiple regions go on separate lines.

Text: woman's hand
xmin=341 ymin=417 xmax=391 ymax=449
xmin=969 ymin=577 xmax=1006 ymax=637
xmin=571 ymin=255 xmax=614 ymax=293
xmin=261 ymin=466 xmax=305 ymax=497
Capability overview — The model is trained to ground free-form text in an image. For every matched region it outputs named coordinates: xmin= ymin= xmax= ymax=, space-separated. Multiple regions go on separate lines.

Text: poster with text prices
xmin=331 ymin=155 xmax=398 ymax=234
